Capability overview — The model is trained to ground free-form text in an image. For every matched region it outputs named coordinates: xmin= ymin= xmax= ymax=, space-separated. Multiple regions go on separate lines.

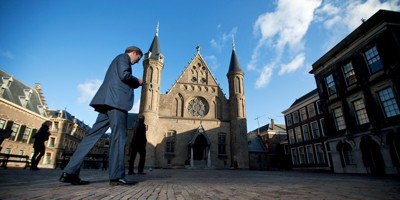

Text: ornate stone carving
xmin=188 ymin=97 xmax=209 ymax=117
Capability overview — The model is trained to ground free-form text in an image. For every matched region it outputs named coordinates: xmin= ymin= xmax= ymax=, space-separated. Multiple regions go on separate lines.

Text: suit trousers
xmin=63 ymin=108 xmax=127 ymax=180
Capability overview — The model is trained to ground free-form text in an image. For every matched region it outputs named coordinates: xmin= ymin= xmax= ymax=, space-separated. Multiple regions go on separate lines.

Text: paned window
xmin=10 ymin=123 xmax=20 ymax=140
xmin=53 ymin=122 xmax=59 ymax=132
xmin=286 ymin=115 xmax=293 ymax=126
xmin=325 ymin=74 xmax=336 ymax=95
xmin=166 ymin=131 xmax=176 ymax=153
xmin=364 ymin=46 xmax=383 ymax=74
xmin=300 ymin=108 xmax=307 ymax=121
xmin=310 ymin=121 xmax=320 ymax=139
xmin=302 ymin=124 xmax=311 ymax=141
xmin=21 ymin=127 xmax=31 ymax=143
xmin=288 ymin=129 xmax=295 ymax=144
xmin=306 ymin=145 xmax=315 ymax=164
xmin=352 ymin=99 xmax=369 ymax=125
xmin=307 ymin=103 xmax=316 ymax=118
xmin=295 ymin=126 xmax=302 ymax=143
xmin=315 ymin=144 xmax=326 ymax=164
xmin=343 ymin=62 xmax=357 ymax=86
xmin=378 ymin=87 xmax=400 ymax=117
xmin=218 ymin=133 xmax=226 ymax=155
xmin=292 ymin=111 xmax=300 ymax=124
xmin=44 ymin=153 xmax=51 ymax=164
xmin=48 ymin=137 xmax=55 ymax=147
xmin=332 ymin=108 xmax=346 ymax=130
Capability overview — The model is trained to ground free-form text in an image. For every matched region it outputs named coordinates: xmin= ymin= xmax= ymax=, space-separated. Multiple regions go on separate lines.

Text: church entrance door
xmin=193 ymin=134 xmax=207 ymax=160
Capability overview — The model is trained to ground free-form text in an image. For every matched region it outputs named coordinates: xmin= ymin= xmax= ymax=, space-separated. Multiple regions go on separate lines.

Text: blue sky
xmin=1 ymin=0 xmax=399 ymax=132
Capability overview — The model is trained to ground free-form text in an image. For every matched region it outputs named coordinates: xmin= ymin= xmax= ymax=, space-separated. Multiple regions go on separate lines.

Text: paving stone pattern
xmin=0 ymin=168 xmax=399 ymax=200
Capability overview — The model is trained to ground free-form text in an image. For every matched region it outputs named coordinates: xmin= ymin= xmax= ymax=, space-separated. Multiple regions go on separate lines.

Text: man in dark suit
xmin=128 ymin=115 xmax=147 ymax=175
xmin=59 ymin=46 xmax=143 ymax=186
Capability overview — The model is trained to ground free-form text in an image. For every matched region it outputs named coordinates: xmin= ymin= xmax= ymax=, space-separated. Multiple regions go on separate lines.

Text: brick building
xmin=0 ymin=69 xmax=106 ymax=169
xmin=309 ymin=10 xmax=400 ymax=174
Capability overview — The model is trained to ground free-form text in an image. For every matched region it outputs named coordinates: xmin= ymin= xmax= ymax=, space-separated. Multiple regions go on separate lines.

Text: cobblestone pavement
xmin=0 ymin=168 xmax=399 ymax=200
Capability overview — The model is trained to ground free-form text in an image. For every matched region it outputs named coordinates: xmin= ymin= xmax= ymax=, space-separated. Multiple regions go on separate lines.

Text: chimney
xmin=271 ymin=118 xmax=274 ymax=130
xmin=35 ymin=83 xmax=47 ymax=109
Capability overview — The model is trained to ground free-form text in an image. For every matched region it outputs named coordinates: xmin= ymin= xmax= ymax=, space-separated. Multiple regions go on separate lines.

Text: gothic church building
xmin=138 ymin=27 xmax=249 ymax=169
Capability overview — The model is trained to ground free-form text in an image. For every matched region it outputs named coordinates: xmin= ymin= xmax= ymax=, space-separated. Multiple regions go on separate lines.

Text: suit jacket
xmin=90 ymin=53 xmax=141 ymax=112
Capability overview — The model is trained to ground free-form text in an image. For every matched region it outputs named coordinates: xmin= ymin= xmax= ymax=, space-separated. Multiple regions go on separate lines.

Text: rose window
xmin=188 ymin=97 xmax=209 ymax=117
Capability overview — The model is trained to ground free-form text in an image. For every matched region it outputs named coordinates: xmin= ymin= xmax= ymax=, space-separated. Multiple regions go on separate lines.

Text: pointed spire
xmin=232 ymin=35 xmax=235 ymax=51
xmin=147 ymin=22 xmax=162 ymax=59
xmin=156 ymin=21 xmax=159 ymax=36
xmin=227 ymin=37 xmax=243 ymax=74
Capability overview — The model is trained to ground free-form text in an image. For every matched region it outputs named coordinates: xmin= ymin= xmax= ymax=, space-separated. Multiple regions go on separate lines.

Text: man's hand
xmin=138 ymin=78 xmax=143 ymax=86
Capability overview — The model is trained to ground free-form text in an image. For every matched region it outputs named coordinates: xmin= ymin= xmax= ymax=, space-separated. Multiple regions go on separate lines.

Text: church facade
xmin=137 ymin=28 xmax=249 ymax=169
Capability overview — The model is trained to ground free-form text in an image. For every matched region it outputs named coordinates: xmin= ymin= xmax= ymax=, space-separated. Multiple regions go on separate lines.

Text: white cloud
xmin=210 ymin=26 xmax=238 ymax=52
xmin=314 ymin=0 xmax=400 ymax=52
xmin=344 ymin=0 xmax=400 ymax=31
xmin=247 ymin=42 xmax=262 ymax=71
xmin=204 ymin=55 xmax=219 ymax=71
xmin=254 ymin=0 xmax=322 ymax=55
xmin=279 ymin=53 xmax=305 ymax=75
xmin=250 ymin=0 xmax=399 ymax=89
xmin=255 ymin=64 xmax=273 ymax=89
xmin=0 ymin=49 xmax=14 ymax=59
xmin=77 ymin=79 xmax=102 ymax=104
xmin=250 ymin=0 xmax=322 ymax=88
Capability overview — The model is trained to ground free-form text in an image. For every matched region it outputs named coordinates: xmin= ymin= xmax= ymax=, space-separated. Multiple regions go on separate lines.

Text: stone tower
xmin=226 ymin=39 xmax=249 ymax=168
xmin=139 ymin=23 xmax=164 ymax=166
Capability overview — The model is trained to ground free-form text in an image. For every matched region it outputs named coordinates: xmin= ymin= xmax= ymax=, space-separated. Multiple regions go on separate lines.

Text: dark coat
xmin=90 ymin=53 xmax=141 ymax=112
xmin=131 ymin=121 xmax=147 ymax=148
xmin=33 ymin=125 xmax=50 ymax=149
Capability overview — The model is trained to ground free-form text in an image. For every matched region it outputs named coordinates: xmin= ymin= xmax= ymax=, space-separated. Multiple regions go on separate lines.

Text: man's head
xmin=43 ymin=120 xmax=52 ymax=127
xmin=125 ymin=46 xmax=143 ymax=65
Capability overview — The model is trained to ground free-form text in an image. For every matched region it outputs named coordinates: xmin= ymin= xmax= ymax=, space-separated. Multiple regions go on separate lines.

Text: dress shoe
xmin=138 ymin=172 xmax=146 ymax=175
xmin=59 ymin=172 xmax=90 ymax=185
xmin=110 ymin=178 xmax=137 ymax=186
xmin=30 ymin=167 xmax=40 ymax=171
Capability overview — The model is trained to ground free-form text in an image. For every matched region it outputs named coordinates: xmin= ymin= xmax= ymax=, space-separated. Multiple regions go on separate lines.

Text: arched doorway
xmin=188 ymin=125 xmax=211 ymax=168
xmin=193 ymin=134 xmax=207 ymax=160
xmin=360 ymin=136 xmax=385 ymax=175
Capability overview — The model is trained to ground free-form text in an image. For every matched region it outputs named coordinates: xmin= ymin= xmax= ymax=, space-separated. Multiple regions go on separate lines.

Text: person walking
xmin=59 ymin=46 xmax=143 ymax=186
xmin=128 ymin=115 xmax=147 ymax=175
xmin=31 ymin=121 xmax=52 ymax=170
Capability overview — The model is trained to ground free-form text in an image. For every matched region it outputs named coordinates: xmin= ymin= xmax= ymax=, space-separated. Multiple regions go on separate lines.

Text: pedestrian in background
xmin=0 ymin=124 xmax=12 ymax=151
xmin=31 ymin=120 xmax=52 ymax=170
xmin=128 ymin=115 xmax=147 ymax=175
xmin=59 ymin=46 xmax=143 ymax=186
